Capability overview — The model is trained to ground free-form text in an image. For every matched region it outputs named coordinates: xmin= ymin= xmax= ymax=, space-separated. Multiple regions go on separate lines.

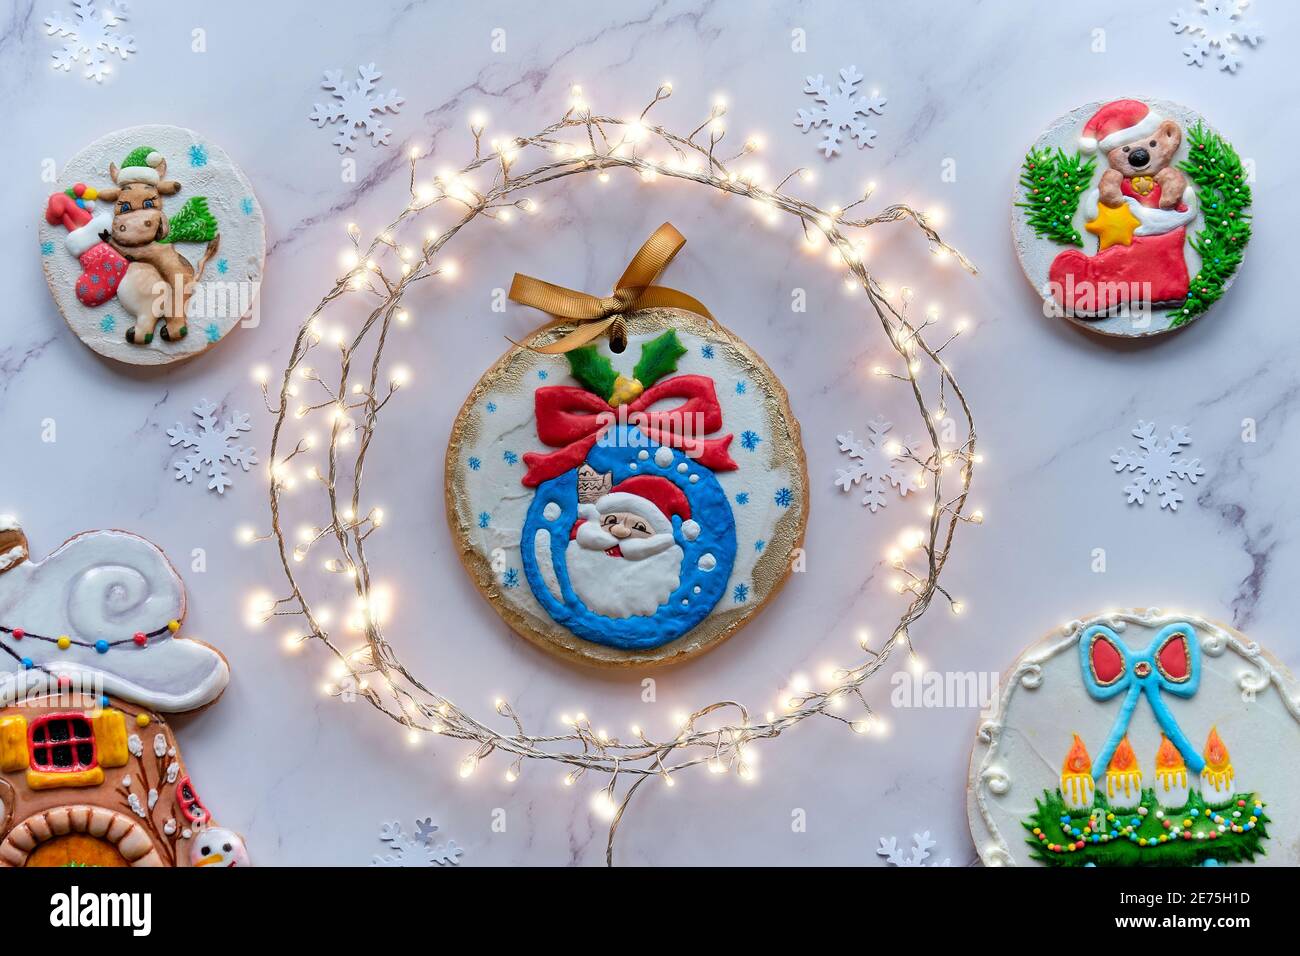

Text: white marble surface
xmin=1 ymin=0 xmax=1296 ymax=866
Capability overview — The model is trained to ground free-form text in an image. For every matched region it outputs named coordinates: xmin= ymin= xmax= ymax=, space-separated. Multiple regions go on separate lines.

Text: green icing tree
xmin=1017 ymin=147 xmax=1096 ymax=246
xmin=1171 ymin=122 xmax=1253 ymax=328
xmin=160 ymin=196 xmax=218 ymax=245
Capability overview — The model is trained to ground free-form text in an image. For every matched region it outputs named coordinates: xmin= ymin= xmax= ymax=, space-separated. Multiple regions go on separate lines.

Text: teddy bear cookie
xmin=446 ymin=308 xmax=808 ymax=668
xmin=1013 ymin=99 xmax=1251 ymax=337
xmin=968 ymin=610 xmax=1300 ymax=867
xmin=40 ymin=125 xmax=265 ymax=365
xmin=0 ymin=515 xmax=248 ymax=867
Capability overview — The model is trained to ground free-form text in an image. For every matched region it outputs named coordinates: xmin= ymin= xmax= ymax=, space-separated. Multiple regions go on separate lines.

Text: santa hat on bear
xmin=114 ymin=145 xmax=166 ymax=186
xmin=1079 ymin=99 xmax=1164 ymax=154
xmin=593 ymin=475 xmax=690 ymax=536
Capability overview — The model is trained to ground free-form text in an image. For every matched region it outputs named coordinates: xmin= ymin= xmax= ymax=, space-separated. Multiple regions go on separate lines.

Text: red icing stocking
xmin=45 ymin=192 xmax=128 ymax=308
xmin=1048 ymin=228 xmax=1190 ymax=317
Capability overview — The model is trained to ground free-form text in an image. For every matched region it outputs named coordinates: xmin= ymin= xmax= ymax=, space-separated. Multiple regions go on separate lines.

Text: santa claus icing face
xmin=566 ymin=475 xmax=700 ymax=619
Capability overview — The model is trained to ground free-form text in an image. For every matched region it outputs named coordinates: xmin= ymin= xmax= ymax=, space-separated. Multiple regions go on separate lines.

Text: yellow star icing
xmin=1086 ymin=201 xmax=1141 ymax=251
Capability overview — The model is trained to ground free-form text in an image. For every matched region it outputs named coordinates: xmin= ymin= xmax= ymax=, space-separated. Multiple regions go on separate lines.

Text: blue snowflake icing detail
xmin=241 ymin=197 xmax=255 ymax=215
xmin=754 ymin=539 xmax=766 ymax=553
xmin=735 ymin=492 xmax=750 ymax=505
xmin=216 ymin=258 xmax=229 ymax=275
xmin=188 ymin=143 xmax=209 ymax=167
xmin=99 ymin=315 xmax=116 ymax=333
xmin=740 ymin=430 xmax=762 ymax=451
xmin=700 ymin=345 xmax=715 ymax=359
xmin=537 ymin=369 xmax=549 ymax=380
xmin=468 ymin=456 xmax=482 ymax=471
xmin=485 ymin=401 xmax=497 ymax=414
xmin=774 ymin=487 xmax=793 ymax=508
xmin=204 ymin=323 xmax=221 ymax=343
xmin=733 ymin=583 xmax=750 ymax=603
xmin=503 ymin=568 xmax=520 ymax=589
xmin=41 ymin=241 xmax=55 ymax=256
xmin=735 ymin=381 xmax=747 ymax=395
xmin=503 ymin=450 xmax=519 ymax=466
xmin=477 ymin=512 xmax=491 ymax=529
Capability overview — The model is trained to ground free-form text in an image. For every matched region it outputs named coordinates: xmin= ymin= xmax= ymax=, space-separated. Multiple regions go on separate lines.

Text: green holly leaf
xmin=565 ymin=345 xmax=618 ymax=400
xmin=632 ymin=329 xmax=687 ymax=388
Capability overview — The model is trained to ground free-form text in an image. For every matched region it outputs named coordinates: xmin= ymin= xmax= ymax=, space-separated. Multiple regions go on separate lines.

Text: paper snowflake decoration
xmin=167 ymin=400 xmax=258 ymax=496
xmin=371 ymin=818 xmax=463 ymax=867
xmin=309 ymin=64 xmax=405 ymax=153
xmin=1172 ymin=0 xmax=1263 ymax=73
xmin=834 ymin=417 xmax=918 ymax=513
xmin=44 ymin=0 xmax=136 ymax=83
xmin=1110 ymin=421 xmax=1205 ymax=512
xmin=877 ymin=831 xmax=950 ymax=867
xmin=794 ymin=65 xmax=886 ymax=158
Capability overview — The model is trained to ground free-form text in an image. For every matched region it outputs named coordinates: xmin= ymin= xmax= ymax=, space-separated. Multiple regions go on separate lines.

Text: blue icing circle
xmin=520 ymin=425 xmax=736 ymax=651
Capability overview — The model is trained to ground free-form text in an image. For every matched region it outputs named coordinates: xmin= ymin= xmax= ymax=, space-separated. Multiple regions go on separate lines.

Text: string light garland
xmin=247 ymin=83 xmax=981 ymax=864
xmin=0 ymin=621 xmax=179 ymax=668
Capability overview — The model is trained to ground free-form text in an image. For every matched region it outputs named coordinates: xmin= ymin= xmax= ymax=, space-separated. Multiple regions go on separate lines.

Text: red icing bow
xmin=522 ymin=374 xmax=737 ymax=487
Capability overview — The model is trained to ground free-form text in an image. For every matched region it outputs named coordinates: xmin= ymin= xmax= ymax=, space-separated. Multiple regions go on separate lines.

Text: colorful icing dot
xmin=21 ymin=658 xmax=32 ymax=670
xmin=167 ymin=620 xmax=181 ymax=633
xmin=136 ymin=713 xmax=151 ymax=728
xmin=10 ymin=628 xmax=23 ymax=640
xmin=57 ymin=636 xmax=71 ymax=650
xmin=95 ymin=639 xmax=109 ymax=654
xmin=134 ymin=632 xmax=147 ymax=646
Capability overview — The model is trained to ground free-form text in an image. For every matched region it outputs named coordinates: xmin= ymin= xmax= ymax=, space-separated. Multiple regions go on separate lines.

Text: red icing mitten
xmin=45 ymin=192 xmax=128 ymax=308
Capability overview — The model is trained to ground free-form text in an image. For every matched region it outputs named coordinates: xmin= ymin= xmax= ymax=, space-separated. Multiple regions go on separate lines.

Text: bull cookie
xmin=40 ymin=125 xmax=266 ymax=365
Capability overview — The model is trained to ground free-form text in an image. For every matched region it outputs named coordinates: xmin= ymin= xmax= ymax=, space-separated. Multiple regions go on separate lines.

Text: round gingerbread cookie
xmin=1013 ymin=99 xmax=1251 ymax=337
xmin=968 ymin=609 xmax=1300 ymax=867
xmin=39 ymin=125 xmax=266 ymax=365
xmin=445 ymin=308 xmax=808 ymax=668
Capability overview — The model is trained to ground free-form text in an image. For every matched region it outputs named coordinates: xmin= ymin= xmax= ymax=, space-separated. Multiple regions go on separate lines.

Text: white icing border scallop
xmin=967 ymin=608 xmax=1300 ymax=866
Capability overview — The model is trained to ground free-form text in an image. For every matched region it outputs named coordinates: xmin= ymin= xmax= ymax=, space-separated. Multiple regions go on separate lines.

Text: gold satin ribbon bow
xmin=508 ymin=222 xmax=713 ymax=354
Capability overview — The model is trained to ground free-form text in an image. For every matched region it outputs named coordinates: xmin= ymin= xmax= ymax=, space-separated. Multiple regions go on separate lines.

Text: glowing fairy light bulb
xmin=236 ymin=525 xmax=255 ymax=544
xmin=407 ymin=729 xmax=421 ymax=746
xmin=459 ymin=755 xmax=478 ymax=779
xmin=341 ymin=250 xmax=359 ymax=269
xmin=591 ymin=791 xmax=617 ymax=820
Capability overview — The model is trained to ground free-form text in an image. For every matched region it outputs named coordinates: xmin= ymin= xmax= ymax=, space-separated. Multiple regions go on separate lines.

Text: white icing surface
xmin=461 ymin=324 xmax=799 ymax=639
xmin=0 ymin=546 xmax=26 ymax=571
xmin=968 ymin=610 xmax=1300 ymax=866
xmin=0 ymin=529 xmax=228 ymax=712
xmin=0 ymin=516 xmax=20 ymax=532
xmin=39 ymin=124 xmax=266 ymax=365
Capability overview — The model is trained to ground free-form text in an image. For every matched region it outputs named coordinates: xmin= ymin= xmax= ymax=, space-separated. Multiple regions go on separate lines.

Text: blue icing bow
xmin=1078 ymin=622 xmax=1203 ymax=777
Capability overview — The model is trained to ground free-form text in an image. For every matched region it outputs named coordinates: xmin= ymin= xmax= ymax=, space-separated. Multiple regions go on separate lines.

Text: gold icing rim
xmin=444 ymin=308 xmax=809 ymax=668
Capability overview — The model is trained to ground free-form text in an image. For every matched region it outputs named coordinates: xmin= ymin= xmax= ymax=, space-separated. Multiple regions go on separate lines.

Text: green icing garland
xmin=1171 ymin=122 xmax=1253 ymax=328
xmin=1024 ymin=787 xmax=1269 ymax=866
xmin=1017 ymin=147 xmax=1096 ymax=247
